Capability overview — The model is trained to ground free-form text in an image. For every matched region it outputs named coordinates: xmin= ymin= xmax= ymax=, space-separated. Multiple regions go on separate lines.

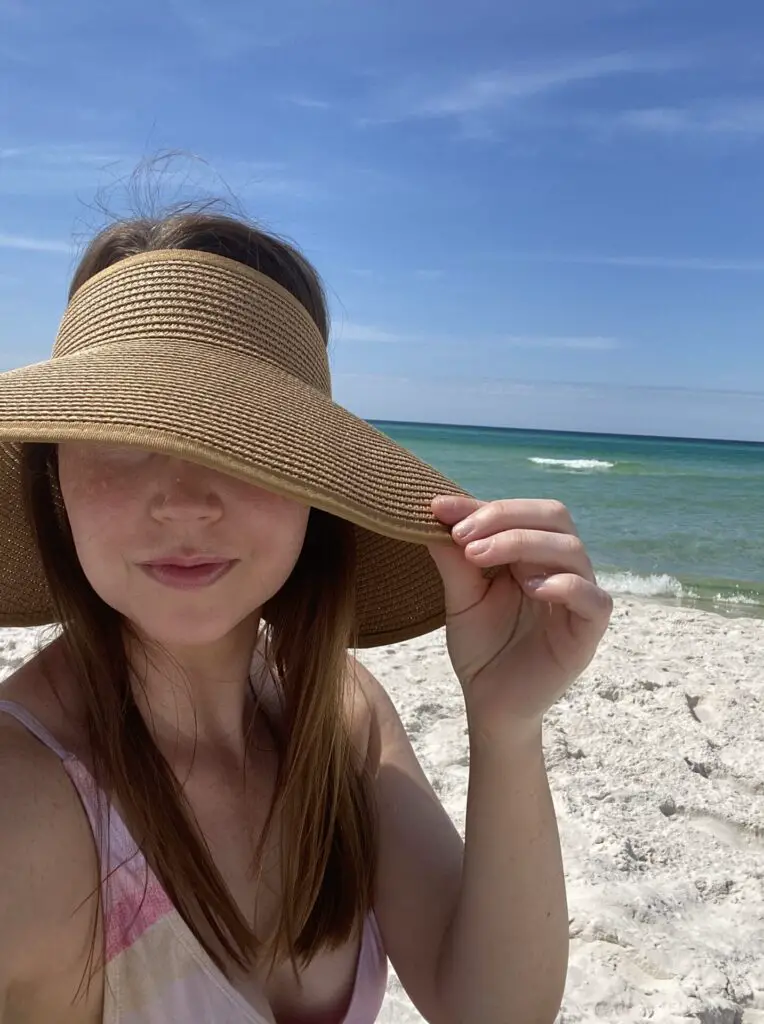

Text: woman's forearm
xmin=437 ymin=725 xmax=569 ymax=1024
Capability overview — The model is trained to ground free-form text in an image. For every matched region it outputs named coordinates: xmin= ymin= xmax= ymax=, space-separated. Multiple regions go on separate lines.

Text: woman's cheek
xmin=64 ymin=471 xmax=141 ymax=554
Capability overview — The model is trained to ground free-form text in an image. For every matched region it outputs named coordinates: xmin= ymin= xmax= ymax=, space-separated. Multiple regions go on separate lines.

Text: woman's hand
xmin=427 ymin=494 xmax=612 ymax=742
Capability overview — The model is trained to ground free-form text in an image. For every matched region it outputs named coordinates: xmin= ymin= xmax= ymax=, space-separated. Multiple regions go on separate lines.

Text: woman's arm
xmin=0 ymin=719 xmax=101 ymax=1022
xmin=360 ymin=659 xmax=567 ymax=1024
xmin=363 ymin=495 xmax=610 ymax=1024
xmin=437 ymin=727 xmax=568 ymax=1024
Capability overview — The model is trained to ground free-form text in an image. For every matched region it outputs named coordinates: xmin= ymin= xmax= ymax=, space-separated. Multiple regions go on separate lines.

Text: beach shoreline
xmin=605 ymin=589 xmax=764 ymax=622
xmin=600 ymin=579 xmax=764 ymax=622
xmin=1 ymin=597 xmax=762 ymax=1022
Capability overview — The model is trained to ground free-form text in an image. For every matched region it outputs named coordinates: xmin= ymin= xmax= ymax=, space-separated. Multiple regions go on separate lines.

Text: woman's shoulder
xmin=344 ymin=653 xmax=402 ymax=776
xmin=0 ymin=702 xmax=90 ymax=865
xmin=0 ymin=660 xmax=101 ymax=999
xmin=0 ymin=696 xmax=101 ymax=910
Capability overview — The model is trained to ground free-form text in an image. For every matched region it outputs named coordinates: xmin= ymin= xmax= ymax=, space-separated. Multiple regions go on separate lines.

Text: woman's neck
xmin=127 ymin=614 xmax=261 ymax=762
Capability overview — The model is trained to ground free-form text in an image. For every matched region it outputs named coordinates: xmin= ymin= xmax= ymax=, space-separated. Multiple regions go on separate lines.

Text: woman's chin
xmin=126 ymin=609 xmax=259 ymax=652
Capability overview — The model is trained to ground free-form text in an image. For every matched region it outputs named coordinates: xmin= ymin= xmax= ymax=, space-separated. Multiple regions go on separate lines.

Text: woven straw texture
xmin=0 ymin=250 xmax=469 ymax=647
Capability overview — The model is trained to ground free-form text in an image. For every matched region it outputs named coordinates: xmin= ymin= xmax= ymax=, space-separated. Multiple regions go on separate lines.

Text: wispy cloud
xmin=424 ymin=53 xmax=675 ymax=116
xmin=0 ymin=145 xmax=317 ymax=204
xmin=503 ymin=334 xmax=621 ymax=350
xmin=0 ymin=0 xmax=37 ymax=30
xmin=0 ymin=232 xmax=71 ymax=253
xmin=613 ymin=98 xmax=764 ymax=137
xmin=0 ymin=143 xmax=122 ymax=164
xmin=501 ymin=251 xmax=764 ymax=272
xmin=165 ymin=0 xmax=289 ymax=57
xmin=285 ymin=95 xmax=332 ymax=110
xmin=369 ymin=50 xmax=687 ymax=127
xmin=222 ymin=159 xmax=319 ymax=201
xmin=335 ymin=322 xmax=621 ymax=350
xmin=0 ymin=143 xmax=127 ymax=197
xmin=335 ymin=322 xmax=413 ymax=343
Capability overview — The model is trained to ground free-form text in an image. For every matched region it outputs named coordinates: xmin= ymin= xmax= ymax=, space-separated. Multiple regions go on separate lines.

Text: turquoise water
xmin=373 ymin=422 xmax=764 ymax=619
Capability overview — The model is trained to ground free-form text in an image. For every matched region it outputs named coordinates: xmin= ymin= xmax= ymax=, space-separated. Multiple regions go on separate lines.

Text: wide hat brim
xmin=0 ymin=339 xmax=469 ymax=646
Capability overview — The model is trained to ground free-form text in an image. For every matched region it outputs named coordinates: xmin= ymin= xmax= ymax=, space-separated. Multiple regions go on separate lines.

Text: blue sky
xmin=2 ymin=0 xmax=764 ymax=440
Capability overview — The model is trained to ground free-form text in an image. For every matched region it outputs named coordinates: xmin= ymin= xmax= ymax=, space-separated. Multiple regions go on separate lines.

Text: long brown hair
xmin=19 ymin=210 xmax=377 ymax=976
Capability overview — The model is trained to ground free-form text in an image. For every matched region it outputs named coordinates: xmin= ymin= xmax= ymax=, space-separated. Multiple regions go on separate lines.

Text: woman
xmin=0 ymin=211 xmax=611 ymax=1024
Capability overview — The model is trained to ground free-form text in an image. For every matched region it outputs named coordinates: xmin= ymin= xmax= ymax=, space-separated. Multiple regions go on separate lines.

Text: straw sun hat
xmin=0 ymin=248 xmax=470 ymax=646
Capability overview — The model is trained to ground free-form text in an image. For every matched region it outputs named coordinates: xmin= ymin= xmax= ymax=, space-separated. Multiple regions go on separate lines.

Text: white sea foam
xmin=713 ymin=591 xmax=759 ymax=606
xmin=600 ymin=574 xmax=762 ymax=610
xmin=598 ymin=571 xmax=684 ymax=598
xmin=529 ymin=457 xmax=615 ymax=471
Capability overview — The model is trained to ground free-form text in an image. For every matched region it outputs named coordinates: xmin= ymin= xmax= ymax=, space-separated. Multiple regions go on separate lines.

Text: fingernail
xmin=452 ymin=520 xmax=475 ymax=541
xmin=467 ymin=538 xmax=491 ymax=556
xmin=525 ymin=575 xmax=547 ymax=589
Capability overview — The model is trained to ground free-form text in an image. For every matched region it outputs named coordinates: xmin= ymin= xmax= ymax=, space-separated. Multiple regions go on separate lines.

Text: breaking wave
xmin=598 ymin=572 xmax=684 ymax=598
xmin=529 ymin=457 xmax=615 ymax=471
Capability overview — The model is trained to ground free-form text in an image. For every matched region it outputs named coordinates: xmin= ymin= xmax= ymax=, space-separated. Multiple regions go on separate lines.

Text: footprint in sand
xmin=687 ymin=693 xmax=725 ymax=728
xmin=684 ymin=811 xmax=764 ymax=852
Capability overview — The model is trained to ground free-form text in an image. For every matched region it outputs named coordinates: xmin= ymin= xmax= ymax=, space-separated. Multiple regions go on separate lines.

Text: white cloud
xmin=165 ymin=0 xmax=290 ymax=57
xmin=373 ymin=50 xmax=688 ymax=126
xmin=334 ymin=322 xmax=621 ymax=350
xmin=286 ymin=95 xmax=332 ymax=110
xmin=0 ymin=145 xmax=316 ymax=205
xmin=0 ymin=142 xmax=128 ymax=197
xmin=0 ymin=143 xmax=123 ymax=165
xmin=603 ymin=98 xmax=764 ymax=138
xmin=0 ymin=232 xmax=71 ymax=253
xmin=334 ymin=322 xmax=412 ymax=343
xmin=222 ymin=160 xmax=318 ymax=201
xmin=503 ymin=334 xmax=621 ymax=350
xmin=0 ymin=0 xmax=36 ymax=28
xmin=502 ymin=251 xmax=764 ymax=273
xmin=422 ymin=55 xmax=660 ymax=115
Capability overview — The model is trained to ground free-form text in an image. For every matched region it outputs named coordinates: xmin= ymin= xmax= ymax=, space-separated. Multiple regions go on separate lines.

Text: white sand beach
xmin=362 ymin=599 xmax=764 ymax=1024
xmin=1 ymin=598 xmax=762 ymax=1023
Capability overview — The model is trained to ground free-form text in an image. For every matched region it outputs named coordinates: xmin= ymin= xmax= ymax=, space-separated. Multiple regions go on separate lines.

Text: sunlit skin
xmin=428 ymin=493 xmax=613 ymax=742
xmin=57 ymin=442 xmax=310 ymax=752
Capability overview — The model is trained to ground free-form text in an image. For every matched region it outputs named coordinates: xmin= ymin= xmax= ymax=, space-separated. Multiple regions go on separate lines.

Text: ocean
xmin=373 ymin=422 xmax=764 ymax=619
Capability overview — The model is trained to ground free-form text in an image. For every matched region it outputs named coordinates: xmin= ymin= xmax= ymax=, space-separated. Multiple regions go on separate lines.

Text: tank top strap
xmin=0 ymin=699 xmax=73 ymax=760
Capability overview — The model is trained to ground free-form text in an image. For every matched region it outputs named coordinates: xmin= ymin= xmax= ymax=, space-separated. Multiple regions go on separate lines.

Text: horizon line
xmin=369 ymin=418 xmax=764 ymax=447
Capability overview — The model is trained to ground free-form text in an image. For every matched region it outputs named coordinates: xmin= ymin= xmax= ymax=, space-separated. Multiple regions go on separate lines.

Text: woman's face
xmin=57 ymin=443 xmax=310 ymax=648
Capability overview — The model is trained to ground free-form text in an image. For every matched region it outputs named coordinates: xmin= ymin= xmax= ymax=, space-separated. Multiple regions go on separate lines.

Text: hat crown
xmin=53 ymin=249 xmax=331 ymax=395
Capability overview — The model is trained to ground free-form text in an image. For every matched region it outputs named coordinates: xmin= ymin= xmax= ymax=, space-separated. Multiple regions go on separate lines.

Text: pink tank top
xmin=0 ymin=700 xmax=388 ymax=1024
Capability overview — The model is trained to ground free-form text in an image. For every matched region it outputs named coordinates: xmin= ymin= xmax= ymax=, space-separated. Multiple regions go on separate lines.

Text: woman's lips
xmin=139 ymin=560 xmax=236 ymax=590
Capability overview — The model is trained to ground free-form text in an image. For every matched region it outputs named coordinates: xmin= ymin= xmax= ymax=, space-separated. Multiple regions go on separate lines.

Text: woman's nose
xmin=150 ymin=461 xmax=223 ymax=523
